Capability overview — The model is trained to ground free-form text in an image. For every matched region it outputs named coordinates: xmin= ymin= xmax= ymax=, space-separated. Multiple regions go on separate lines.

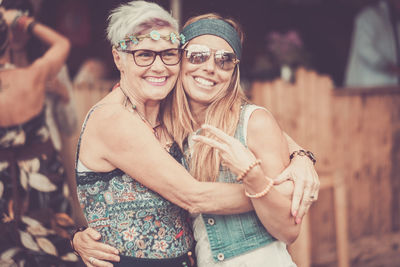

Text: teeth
xmin=146 ymin=77 xmax=166 ymax=83
xmin=194 ymin=77 xmax=214 ymax=86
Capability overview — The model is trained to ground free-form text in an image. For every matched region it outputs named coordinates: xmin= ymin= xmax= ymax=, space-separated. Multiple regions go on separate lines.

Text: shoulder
xmin=91 ymin=103 xmax=150 ymax=142
xmin=246 ymin=105 xmax=278 ymax=134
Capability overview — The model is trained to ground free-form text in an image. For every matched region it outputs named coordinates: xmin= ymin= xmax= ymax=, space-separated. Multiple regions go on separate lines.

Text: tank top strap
xmin=236 ymin=104 xmax=269 ymax=147
xmin=74 ymin=104 xmax=106 ymax=170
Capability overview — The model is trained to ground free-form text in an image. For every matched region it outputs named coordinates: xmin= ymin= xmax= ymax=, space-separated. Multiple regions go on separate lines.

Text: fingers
xmin=192 ymin=134 xmax=226 ymax=151
xmin=201 ymin=124 xmax=233 ymax=143
xmin=296 ymin=182 xmax=313 ymax=222
xmin=310 ymin=169 xmax=320 ymax=200
xmin=290 ymin=178 xmax=304 ymax=220
xmin=274 ymin=168 xmax=291 ymax=185
xmin=85 ymin=227 xmax=102 ymax=240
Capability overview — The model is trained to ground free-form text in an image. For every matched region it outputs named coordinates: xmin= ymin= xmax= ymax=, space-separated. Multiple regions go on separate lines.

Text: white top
xmin=345 ymin=1 xmax=400 ymax=87
xmin=188 ymin=105 xmax=296 ymax=267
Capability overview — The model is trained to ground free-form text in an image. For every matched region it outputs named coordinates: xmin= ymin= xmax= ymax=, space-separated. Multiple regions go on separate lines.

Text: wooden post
xmin=334 ymin=171 xmax=350 ymax=267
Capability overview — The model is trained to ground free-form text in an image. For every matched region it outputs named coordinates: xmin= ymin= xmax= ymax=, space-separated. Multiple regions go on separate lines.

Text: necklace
xmin=119 ymin=85 xmax=161 ymax=140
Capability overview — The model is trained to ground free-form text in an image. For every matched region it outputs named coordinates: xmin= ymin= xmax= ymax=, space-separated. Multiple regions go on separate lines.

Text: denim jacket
xmin=187 ymin=104 xmax=276 ymax=262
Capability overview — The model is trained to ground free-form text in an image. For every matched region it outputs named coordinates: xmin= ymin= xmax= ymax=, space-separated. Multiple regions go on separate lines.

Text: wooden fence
xmin=250 ymin=68 xmax=400 ymax=267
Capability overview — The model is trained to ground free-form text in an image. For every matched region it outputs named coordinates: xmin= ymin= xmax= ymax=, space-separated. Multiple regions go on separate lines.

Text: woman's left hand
xmin=274 ymin=155 xmax=320 ymax=223
xmin=192 ymin=124 xmax=257 ymax=176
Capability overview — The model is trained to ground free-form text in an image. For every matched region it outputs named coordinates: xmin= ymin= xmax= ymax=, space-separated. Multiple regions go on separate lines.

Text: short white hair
xmin=107 ymin=1 xmax=178 ymax=46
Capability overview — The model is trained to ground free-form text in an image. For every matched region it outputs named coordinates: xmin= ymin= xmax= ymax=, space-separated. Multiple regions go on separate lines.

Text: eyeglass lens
xmin=185 ymin=44 xmax=238 ymax=70
xmin=128 ymin=49 xmax=182 ymax=66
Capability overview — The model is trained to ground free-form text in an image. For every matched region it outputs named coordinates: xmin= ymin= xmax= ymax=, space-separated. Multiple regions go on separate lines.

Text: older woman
xmin=73 ymin=1 xmax=319 ymax=267
xmin=0 ymin=8 xmax=80 ymax=267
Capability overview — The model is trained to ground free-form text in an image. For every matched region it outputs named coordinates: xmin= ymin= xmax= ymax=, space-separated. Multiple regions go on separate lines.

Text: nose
xmin=150 ymin=54 xmax=166 ymax=72
xmin=202 ymin=55 xmax=216 ymax=73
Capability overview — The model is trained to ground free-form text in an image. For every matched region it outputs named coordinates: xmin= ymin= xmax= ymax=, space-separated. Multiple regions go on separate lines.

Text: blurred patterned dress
xmin=0 ymin=109 xmax=80 ymax=267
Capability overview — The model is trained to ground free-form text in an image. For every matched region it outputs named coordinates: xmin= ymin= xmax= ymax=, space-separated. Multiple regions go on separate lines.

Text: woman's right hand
xmin=73 ymin=228 xmax=120 ymax=267
xmin=192 ymin=124 xmax=257 ymax=176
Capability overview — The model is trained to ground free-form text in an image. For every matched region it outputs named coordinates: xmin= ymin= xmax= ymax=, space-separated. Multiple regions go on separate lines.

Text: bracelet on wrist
xmin=236 ymin=159 xmax=261 ymax=181
xmin=289 ymin=150 xmax=316 ymax=165
xmin=245 ymin=176 xmax=274 ymax=198
xmin=27 ymin=20 xmax=38 ymax=35
xmin=70 ymin=226 xmax=87 ymax=256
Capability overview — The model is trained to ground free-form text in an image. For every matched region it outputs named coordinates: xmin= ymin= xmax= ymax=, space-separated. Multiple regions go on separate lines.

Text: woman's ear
xmin=112 ymin=47 xmax=123 ymax=72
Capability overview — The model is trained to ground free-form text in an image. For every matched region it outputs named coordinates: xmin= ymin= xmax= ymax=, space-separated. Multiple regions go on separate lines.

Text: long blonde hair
xmin=162 ymin=13 xmax=248 ymax=182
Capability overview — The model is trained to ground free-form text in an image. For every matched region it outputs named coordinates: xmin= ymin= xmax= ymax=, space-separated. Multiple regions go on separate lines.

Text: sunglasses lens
xmin=186 ymin=51 xmax=210 ymax=64
xmin=185 ymin=44 xmax=238 ymax=70
xmin=185 ymin=44 xmax=211 ymax=64
xmin=215 ymin=52 xmax=237 ymax=70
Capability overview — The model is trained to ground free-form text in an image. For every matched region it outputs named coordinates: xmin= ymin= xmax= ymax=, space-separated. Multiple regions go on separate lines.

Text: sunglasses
xmin=184 ymin=44 xmax=239 ymax=71
xmin=120 ymin=48 xmax=183 ymax=67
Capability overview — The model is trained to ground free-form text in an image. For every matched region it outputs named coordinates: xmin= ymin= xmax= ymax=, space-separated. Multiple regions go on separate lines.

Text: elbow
xmin=280 ymin=224 xmax=301 ymax=245
xmin=62 ymin=37 xmax=71 ymax=55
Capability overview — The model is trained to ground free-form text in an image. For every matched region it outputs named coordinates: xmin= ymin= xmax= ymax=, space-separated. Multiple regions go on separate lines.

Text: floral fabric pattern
xmin=0 ymin=110 xmax=79 ymax=267
xmin=77 ymin=157 xmax=194 ymax=259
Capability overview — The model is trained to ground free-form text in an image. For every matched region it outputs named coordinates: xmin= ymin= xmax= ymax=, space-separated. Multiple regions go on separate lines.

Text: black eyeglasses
xmin=120 ymin=48 xmax=183 ymax=67
xmin=184 ymin=44 xmax=239 ymax=71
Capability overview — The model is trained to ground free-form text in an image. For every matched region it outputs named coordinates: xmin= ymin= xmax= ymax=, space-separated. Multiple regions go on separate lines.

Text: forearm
xmin=31 ymin=22 xmax=70 ymax=79
xmin=244 ymin=168 xmax=300 ymax=244
xmin=187 ymin=182 xmax=253 ymax=214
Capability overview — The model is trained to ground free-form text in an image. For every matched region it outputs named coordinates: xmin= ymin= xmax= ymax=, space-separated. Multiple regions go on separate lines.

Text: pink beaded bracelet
xmin=245 ymin=176 xmax=274 ymax=198
xmin=236 ymin=159 xmax=261 ymax=181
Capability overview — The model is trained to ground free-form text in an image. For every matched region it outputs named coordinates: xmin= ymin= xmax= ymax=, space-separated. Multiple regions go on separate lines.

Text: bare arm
xmin=28 ymin=20 xmax=70 ymax=85
xmin=81 ymin=105 xmax=252 ymax=215
xmin=193 ymin=111 xmax=300 ymax=244
xmin=245 ymin=109 xmax=300 ymax=244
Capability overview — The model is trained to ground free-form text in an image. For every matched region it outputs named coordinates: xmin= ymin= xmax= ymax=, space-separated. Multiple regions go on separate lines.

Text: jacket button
xmin=207 ymin=218 xmax=215 ymax=225
xmin=217 ymin=253 xmax=224 ymax=261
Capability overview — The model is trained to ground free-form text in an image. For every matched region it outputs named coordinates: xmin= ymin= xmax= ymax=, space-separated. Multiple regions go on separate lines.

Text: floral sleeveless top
xmin=76 ymin=106 xmax=194 ymax=259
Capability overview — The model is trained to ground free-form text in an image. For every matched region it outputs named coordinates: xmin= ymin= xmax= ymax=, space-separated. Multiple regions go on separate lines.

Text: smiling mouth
xmin=194 ymin=77 xmax=215 ymax=87
xmin=145 ymin=76 xmax=167 ymax=85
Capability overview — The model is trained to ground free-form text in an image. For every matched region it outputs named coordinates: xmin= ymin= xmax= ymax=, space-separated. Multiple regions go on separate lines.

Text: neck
xmin=10 ymin=49 xmax=29 ymax=67
xmin=189 ymin=101 xmax=208 ymax=130
xmin=119 ymin=84 xmax=161 ymax=127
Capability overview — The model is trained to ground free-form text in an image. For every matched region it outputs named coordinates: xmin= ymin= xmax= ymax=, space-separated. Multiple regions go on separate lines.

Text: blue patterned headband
xmin=181 ymin=19 xmax=242 ymax=60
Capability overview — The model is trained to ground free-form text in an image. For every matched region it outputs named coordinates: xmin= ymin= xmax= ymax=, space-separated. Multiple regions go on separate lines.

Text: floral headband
xmin=117 ymin=30 xmax=186 ymax=50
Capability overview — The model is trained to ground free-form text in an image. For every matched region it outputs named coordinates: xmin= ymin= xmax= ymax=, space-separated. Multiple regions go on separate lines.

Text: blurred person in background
xmin=0 ymin=0 xmax=78 ymax=154
xmin=345 ymin=0 xmax=400 ymax=87
xmin=0 ymin=7 xmax=80 ymax=267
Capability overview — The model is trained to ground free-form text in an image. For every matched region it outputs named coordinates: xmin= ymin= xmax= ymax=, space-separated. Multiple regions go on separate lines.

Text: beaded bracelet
xmin=70 ymin=226 xmax=88 ymax=256
xmin=245 ymin=176 xmax=274 ymax=198
xmin=236 ymin=159 xmax=261 ymax=181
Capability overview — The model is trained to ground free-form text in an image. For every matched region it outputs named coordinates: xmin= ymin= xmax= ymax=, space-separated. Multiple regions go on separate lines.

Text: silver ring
xmin=89 ymin=257 xmax=96 ymax=264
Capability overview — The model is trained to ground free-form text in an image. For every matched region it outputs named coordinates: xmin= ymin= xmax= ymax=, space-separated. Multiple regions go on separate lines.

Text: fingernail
xmin=114 ymin=249 xmax=119 ymax=254
xmin=292 ymin=210 xmax=297 ymax=217
xmin=295 ymin=217 xmax=302 ymax=224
